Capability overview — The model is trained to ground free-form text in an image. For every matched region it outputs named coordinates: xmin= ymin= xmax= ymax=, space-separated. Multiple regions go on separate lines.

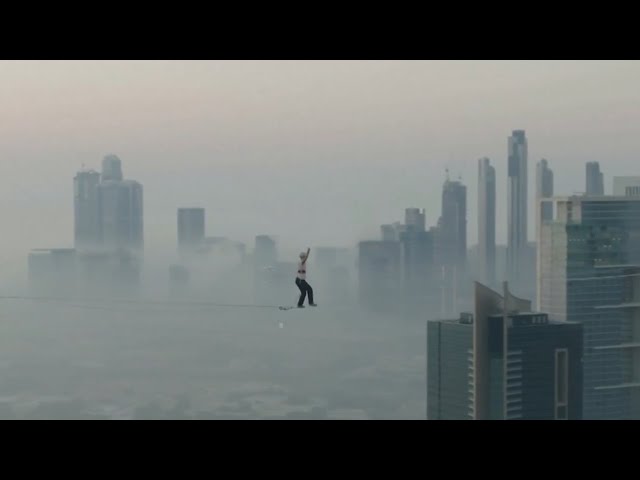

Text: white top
xmin=297 ymin=259 xmax=307 ymax=280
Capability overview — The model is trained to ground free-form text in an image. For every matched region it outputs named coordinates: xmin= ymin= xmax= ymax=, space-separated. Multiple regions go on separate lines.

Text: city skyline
xmin=3 ymin=61 xmax=640 ymax=288
xmin=3 ymin=60 xmax=640 ymax=420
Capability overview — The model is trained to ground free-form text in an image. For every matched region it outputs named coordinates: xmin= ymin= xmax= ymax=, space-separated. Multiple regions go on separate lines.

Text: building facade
xmin=98 ymin=180 xmax=144 ymax=253
xmin=428 ymin=281 xmax=583 ymax=420
xmin=73 ymin=169 xmax=101 ymax=250
xmin=539 ymin=195 xmax=640 ymax=419
xmin=586 ymin=162 xmax=604 ymax=196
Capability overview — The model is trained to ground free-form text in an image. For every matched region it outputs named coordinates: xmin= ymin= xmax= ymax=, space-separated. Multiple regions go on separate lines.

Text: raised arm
xmin=302 ymin=247 xmax=310 ymax=264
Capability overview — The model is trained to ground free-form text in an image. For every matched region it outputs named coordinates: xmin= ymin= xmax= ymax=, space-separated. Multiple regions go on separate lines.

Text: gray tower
xmin=585 ymin=162 xmax=604 ymax=196
xmin=536 ymin=158 xmax=554 ymax=225
xmin=435 ymin=176 xmax=467 ymax=318
xmin=98 ymin=180 xmax=144 ymax=253
xmin=102 ymin=154 xmax=124 ymax=182
xmin=507 ymin=130 xmax=528 ymax=286
xmin=437 ymin=177 xmax=467 ymax=269
xmin=404 ymin=208 xmax=426 ymax=232
xmin=74 ymin=169 xmax=101 ymax=250
xmin=539 ymin=196 xmax=640 ymax=419
xmin=478 ymin=158 xmax=496 ymax=287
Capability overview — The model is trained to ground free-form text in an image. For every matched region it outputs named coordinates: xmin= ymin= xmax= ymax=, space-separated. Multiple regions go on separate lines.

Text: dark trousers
xmin=295 ymin=278 xmax=314 ymax=306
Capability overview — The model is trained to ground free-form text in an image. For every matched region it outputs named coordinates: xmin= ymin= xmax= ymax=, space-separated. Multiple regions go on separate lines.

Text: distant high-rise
xmin=380 ymin=222 xmax=406 ymax=242
xmin=177 ymin=208 xmax=205 ymax=253
xmin=613 ymin=176 xmax=640 ymax=196
xmin=437 ymin=177 xmax=467 ymax=268
xmin=585 ymin=162 xmax=604 ymax=195
xmin=101 ymin=154 xmax=124 ymax=182
xmin=380 ymin=224 xmax=396 ymax=242
xmin=539 ymin=196 xmax=640 ymax=419
xmin=404 ymin=208 xmax=426 ymax=232
xmin=535 ymin=158 xmax=554 ymax=225
xmin=427 ymin=281 xmax=583 ymax=420
xmin=98 ymin=179 xmax=144 ymax=253
xmin=434 ymin=176 xmax=467 ymax=317
xmin=477 ymin=158 xmax=496 ymax=286
xmin=73 ymin=156 xmax=143 ymax=254
xmin=507 ymin=130 xmax=528 ymax=285
xmin=73 ymin=169 xmax=101 ymax=250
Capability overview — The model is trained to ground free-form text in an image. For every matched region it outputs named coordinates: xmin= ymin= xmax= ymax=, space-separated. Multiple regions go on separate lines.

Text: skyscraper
xmin=177 ymin=208 xmax=205 ymax=253
xmin=380 ymin=222 xmax=406 ymax=242
xmin=434 ymin=177 xmax=467 ymax=316
xmin=539 ymin=196 xmax=640 ymax=419
xmin=437 ymin=177 xmax=467 ymax=268
xmin=507 ymin=130 xmax=528 ymax=285
xmin=478 ymin=158 xmax=496 ymax=287
xmin=535 ymin=158 xmax=554 ymax=226
xmin=380 ymin=224 xmax=397 ymax=242
xmin=102 ymin=155 xmax=124 ymax=182
xmin=404 ymin=208 xmax=426 ymax=232
xmin=427 ymin=281 xmax=583 ymax=420
xmin=98 ymin=179 xmax=144 ymax=253
xmin=585 ymin=162 xmax=604 ymax=195
xmin=73 ymin=155 xmax=143 ymax=254
xmin=73 ymin=169 xmax=101 ymax=250
xmin=101 ymin=154 xmax=124 ymax=182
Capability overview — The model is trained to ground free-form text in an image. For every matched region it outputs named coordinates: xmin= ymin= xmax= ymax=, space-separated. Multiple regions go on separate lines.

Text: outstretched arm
xmin=302 ymin=247 xmax=310 ymax=264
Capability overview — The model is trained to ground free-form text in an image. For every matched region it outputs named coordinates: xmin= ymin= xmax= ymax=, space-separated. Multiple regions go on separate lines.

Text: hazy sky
xmin=2 ymin=60 xmax=640 ymax=282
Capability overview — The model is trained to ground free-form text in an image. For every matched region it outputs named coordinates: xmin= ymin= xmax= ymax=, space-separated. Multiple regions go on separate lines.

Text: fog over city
xmin=1 ymin=60 xmax=640 ymax=419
